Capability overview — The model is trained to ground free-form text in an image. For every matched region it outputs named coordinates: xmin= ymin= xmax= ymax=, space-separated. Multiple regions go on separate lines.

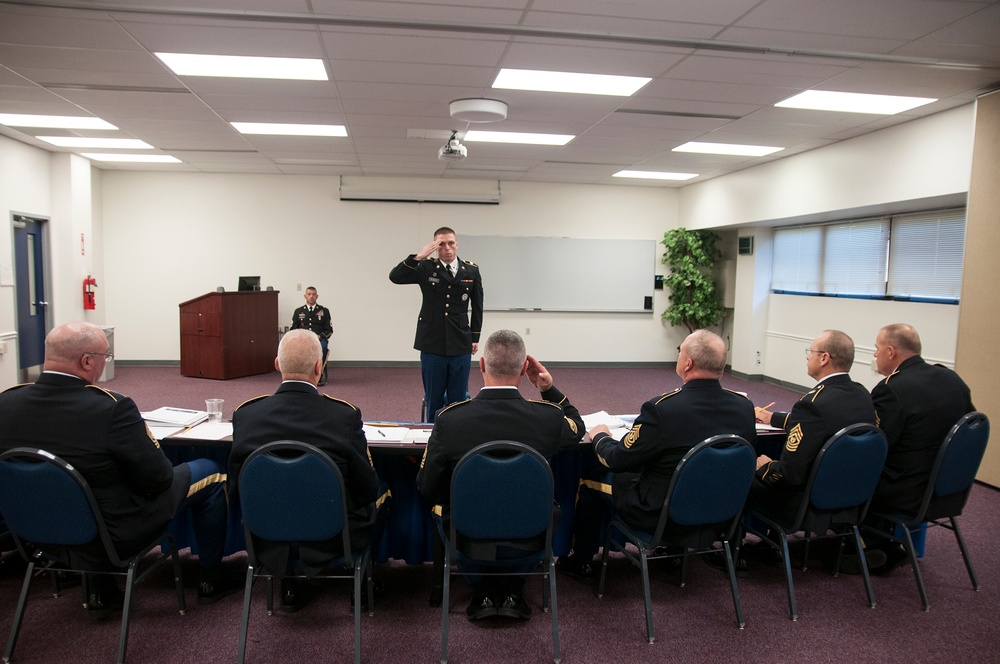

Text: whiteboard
xmin=459 ymin=235 xmax=656 ymax=313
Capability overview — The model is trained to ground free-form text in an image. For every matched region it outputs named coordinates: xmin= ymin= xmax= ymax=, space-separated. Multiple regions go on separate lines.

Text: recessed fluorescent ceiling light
xmin=493 ymin=68 xmax=650 ymax=96
xmin=231 ymin=122 xmax=347 ymax=137
xmin=613 ymin=170 xmax=698 ymax=181
xmin=775 ymin=90 xmax=936 ymax=115
xmin=464 ymin=130 xmax=573 ymax=146
xmin=155 ymin=52 xmax=328 ymax=80
xmin=37 ymin=136 xmax=153 ymax=149
xmin=0 ymin=113 xmax=117 ymax=130
xmin=673 ymin=141 xmax=783 ymax=157
xmin=81 ymin=153 xmax=181 ymax=163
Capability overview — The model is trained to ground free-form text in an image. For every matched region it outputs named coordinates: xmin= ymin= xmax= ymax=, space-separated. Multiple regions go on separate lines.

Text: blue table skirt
xmin=163 ymin=445 xmax=586 ymax=564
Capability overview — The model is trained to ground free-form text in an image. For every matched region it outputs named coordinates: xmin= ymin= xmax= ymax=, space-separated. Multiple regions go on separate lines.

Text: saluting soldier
xmin=290 ymin=286 xmax=333 ymax=385
xmin=389 ymin=226 xmax=483 ymax=423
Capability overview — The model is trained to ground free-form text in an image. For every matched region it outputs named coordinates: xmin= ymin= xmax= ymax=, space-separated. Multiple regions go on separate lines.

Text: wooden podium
xmin=179 ymin=290 xmax=279 ymax=379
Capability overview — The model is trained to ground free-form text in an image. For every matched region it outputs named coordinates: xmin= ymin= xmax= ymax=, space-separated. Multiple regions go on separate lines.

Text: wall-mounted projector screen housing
xmin=459 ymin=235 xmax=656 ymax=313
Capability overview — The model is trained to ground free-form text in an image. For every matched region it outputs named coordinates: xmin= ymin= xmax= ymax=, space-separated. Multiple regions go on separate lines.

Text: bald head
xmin=276 ymin=329 xmax=323 ymax=383
xmin=676 ymin=329 xmax=727 ymax=381
xmin=44 ymin=321 xmax=109 ymax=383
xmin=874 ymin=323 xmax=921 ymax=376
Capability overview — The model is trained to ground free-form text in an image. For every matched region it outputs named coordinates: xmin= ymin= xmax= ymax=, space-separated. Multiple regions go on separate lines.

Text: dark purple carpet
xmin=2 ymin=366 xmax=997 ymax=662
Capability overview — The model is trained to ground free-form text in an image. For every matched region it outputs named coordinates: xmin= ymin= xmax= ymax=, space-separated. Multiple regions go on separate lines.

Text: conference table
xmin=160 ymin=421 xmax=784 ymax=564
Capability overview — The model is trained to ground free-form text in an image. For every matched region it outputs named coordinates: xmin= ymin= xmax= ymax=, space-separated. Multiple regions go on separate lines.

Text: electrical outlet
xmin=296 ymin=283 xmax=302 ymax=291
xmin=525 ymin=327 xmax=531 ymax=336
xmin=756 ymin=350 xmax=761 ymax=365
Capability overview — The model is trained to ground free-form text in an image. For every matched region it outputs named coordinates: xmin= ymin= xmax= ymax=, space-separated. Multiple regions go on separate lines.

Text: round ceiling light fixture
xmin=449 ymin=98 xmax=508 ymax=123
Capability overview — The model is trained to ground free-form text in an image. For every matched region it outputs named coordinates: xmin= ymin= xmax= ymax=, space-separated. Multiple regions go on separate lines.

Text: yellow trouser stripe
xmin=187 ymin=472 xmax=227 ymax=498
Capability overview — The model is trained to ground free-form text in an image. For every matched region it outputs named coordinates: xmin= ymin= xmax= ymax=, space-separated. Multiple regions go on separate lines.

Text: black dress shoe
xmin=870 ymin=543 xmax=909 ymax=576
xmin=197 ymin=569 xmax=244 ymax=605
xmin=837 ymin=548 xmax=888 ymax=575
xmin=556 ymin=554 xmax=597 ymax=585
xmin=465 ymin=595 xmax=497 ymax=621
xmin=498 ymin=594 xmax=532 ymax=621
xmin=87 ymin=587 xmax=126 ymax=621
xmin=703 ymin=550 xmax=749 ymax=578
xmin=429 ymin=584 xmax=443 ymax=608
xmin=742 ymin=540 xmax=782 ymax=565
xmin=279 ymin=578 xmax=306 ymax=613
xmin=350 ymin=578 xmax=385 ymax=612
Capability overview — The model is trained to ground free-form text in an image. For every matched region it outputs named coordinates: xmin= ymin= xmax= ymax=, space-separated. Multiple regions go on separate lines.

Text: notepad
xmin=172 ymin=421 xmax=233 ymax=440
xmin=363 ymin=425 xmax=410 ymax=442
xmin=142 ymin=406 xmax=209 ymax=427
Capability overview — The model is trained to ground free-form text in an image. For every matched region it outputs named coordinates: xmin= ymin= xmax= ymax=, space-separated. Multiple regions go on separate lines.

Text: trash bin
xmin=99 ymin=326 xmax=115 ymax=382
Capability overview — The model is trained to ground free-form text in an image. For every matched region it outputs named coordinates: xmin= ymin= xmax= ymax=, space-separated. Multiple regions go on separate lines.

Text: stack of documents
xmin=142 ymin=406 xmax=209 ymax=427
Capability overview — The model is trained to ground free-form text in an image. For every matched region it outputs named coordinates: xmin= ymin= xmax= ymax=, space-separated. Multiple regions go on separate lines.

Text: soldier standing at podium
xmin=291 ymin=286 xmax=333 ymax=386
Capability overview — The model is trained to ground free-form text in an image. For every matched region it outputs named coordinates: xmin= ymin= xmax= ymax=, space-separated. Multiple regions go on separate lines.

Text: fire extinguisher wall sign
xmin=83 ymin=274 xmax=97 ymax=310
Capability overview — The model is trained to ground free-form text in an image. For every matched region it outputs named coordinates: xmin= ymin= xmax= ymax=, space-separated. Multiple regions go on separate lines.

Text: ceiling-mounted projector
xmin=438 ymin=130 xmax=467 ymax=161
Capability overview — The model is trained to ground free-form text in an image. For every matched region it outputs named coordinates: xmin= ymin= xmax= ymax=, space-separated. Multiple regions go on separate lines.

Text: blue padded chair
xmin=237 ymin=441 xmax=374 ymax=664
xmin=596 ymin=435 xmax=755 ymax=644
xmin=440 ymin=441 xmax=559 ymax=664
xmin=867 ymin=411 xmax=989 ymax=611
xmin=0 ymin=448 xmax=185 ymax=664
xmin=746 ymin=423 xmax=888 ymax=621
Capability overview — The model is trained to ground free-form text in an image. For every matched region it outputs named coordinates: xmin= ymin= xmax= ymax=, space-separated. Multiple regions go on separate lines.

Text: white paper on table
xmin=756 ymin=423 xmax=784 ymax=432
xmin=142 ymin=406 xmax=209 ymax=427
xmin=406 ymin=429 xmax=432 ymax=444
xmin=172 ymin=421 xmax=233 ymax=440
xmin=582 ymin=410 xmax=628 ymax=430
xmin=148 ymin=424 xmax=184 ymax=440
xmin=363 ymin=425 xmax=410 ymax=442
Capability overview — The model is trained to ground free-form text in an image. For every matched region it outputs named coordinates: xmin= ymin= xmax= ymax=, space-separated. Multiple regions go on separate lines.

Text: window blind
xmin=887 ymin=210 xmax=965 ymax=300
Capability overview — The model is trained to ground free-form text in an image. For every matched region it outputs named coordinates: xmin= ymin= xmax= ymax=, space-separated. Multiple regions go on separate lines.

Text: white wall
xmin=100 ymin=174 xmax=681 ymax=363
xmin=684 ymin=106 xmax=976 ymax=387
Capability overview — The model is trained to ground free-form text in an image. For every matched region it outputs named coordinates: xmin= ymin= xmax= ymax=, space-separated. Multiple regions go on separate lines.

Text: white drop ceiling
xmin=0 ymin=0 xmax=997 ymax=186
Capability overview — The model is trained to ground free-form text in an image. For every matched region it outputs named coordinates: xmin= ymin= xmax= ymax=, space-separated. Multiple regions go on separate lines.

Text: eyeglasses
xmin=84 ymin=351 xmax=114 ymax=360
xmin=804 ymin=348 xmax=827 ymax=357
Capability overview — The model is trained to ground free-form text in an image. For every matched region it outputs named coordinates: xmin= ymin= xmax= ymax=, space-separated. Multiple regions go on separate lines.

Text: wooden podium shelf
xmin=179 ymin=290 xmax=278 ymax=379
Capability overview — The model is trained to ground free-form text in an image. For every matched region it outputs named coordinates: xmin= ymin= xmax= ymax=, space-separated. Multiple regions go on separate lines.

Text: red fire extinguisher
xmin=83 ymin=274 xmax=97 ymax=310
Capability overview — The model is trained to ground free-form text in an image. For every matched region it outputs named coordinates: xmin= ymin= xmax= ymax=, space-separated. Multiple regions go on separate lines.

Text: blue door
xmin=13 ymin=215 xmax=49 ymax=369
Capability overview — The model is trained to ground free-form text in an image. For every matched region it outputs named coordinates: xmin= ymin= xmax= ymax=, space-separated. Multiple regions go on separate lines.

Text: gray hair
xmin=683 ymin=329 xmax=727 ymax=375
xmin=277 ymin=329 xmax=322 ymax=375
xmin=483 ymin=329 xmax=526 ymax=379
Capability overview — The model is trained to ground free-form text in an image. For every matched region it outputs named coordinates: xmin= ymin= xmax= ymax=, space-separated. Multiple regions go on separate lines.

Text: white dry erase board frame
xmin=459 ymin=235 xmax=656 ymax=313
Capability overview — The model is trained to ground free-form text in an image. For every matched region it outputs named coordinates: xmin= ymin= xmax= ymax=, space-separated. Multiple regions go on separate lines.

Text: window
xmin=771 ymin=208 xmax=965 ymax=303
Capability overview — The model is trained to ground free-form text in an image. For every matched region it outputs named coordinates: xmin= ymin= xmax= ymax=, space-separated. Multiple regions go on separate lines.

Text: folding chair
xmin=237 ymin=441 xmax=374 ymax=664
xmin=866 ymin=411 xmax=989 ymax=610
xmin=0 ymin=447 xmax=185 ymax=664
xmin=596 ymin=435 xmax=755 ymax=643
xmin=746 ymin=423 xmax=888 ymax=621
xmin=440 ymin=441 xmax=559 ymax=664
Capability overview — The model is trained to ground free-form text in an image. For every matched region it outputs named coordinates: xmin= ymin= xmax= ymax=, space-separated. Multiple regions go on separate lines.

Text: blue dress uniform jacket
xmin=389 ymin=255 xmax=483 ymax=356
xmin=231 ymin=382 xmax=380 ymax=571
xmin=416 ymin=386 xmax=584 ymax=506
xmin=870 ymin=355 xmax=974 ymax=514
xmin=0 ymin=373 xmax=189 ymax=555
xmin=591 ymin=379 xmax=757 ymax=533
xmin=756 ymin=373 xmax=876 ymax=492
xmin=291 ymin=304 xmax=333 ymax=339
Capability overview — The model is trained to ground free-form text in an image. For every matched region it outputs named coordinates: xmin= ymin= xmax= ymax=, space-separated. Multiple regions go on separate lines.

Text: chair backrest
xmin=797 ymin=423 xmax=887 ymax=524
xmin=0 ymin=447 xmax=119 ymax=563
xmin=653 ymin=435 xmax=755 ymax=541
xmin=239 ymin=441 xmax=349 ymax=549
xmin=449 ymin=441 xmax=554 ymax=542
xmin=916 ymin=411 xmax=990 ymax=520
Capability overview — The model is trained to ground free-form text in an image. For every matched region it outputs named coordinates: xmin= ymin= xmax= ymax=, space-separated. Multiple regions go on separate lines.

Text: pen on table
xmin=755 ymin=402 xmax=775 ymax=414
xmin=378 ymin=430 xmax=386 ymax=437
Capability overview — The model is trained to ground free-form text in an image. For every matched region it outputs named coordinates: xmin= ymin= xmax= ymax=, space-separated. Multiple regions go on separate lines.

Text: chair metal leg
xmin=266 ymin=575 xmax=275 ymax=615
xmin=779 ymin=535 xmax=798 ymax=621
xmin=898 ymin=523 xmax=930 ymax=611
xmin=237 ymin=566 xmax=255 ymax=664
xmin=851 ymin=526 xmax=877 ymax=609
xmin=950 ymin=517 xmax=980 ymax=591
xmin=548 ymin=557 xmax=561 ymax=664
xmin=639 ymin=549 xmax=655 ymax=644
xmin=354 ymin=562 xmax=363 ymax=664
xmin=596 ymin=529 xmax=614 ymax=599
xmin=170 ymin=548 xmax=186 ymax=614
xmin=4 ymin=561 xmax=34 ymax=663
xmin=722 ymin=542 xmax=746 ymax=629
xmin=116 ymin=562 xmax=139 ymax=664
xmin=440 ymin=546 xmax=452 ymax=664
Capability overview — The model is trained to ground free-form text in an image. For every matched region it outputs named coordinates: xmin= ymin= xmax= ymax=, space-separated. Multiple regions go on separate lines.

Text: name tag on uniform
xmin=428 ymin=277 xmax=440 ymax=284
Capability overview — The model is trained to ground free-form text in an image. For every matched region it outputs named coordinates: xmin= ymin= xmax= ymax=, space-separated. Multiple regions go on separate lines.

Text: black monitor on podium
xmin=237 ymin=276 xmax=260 ymax=291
